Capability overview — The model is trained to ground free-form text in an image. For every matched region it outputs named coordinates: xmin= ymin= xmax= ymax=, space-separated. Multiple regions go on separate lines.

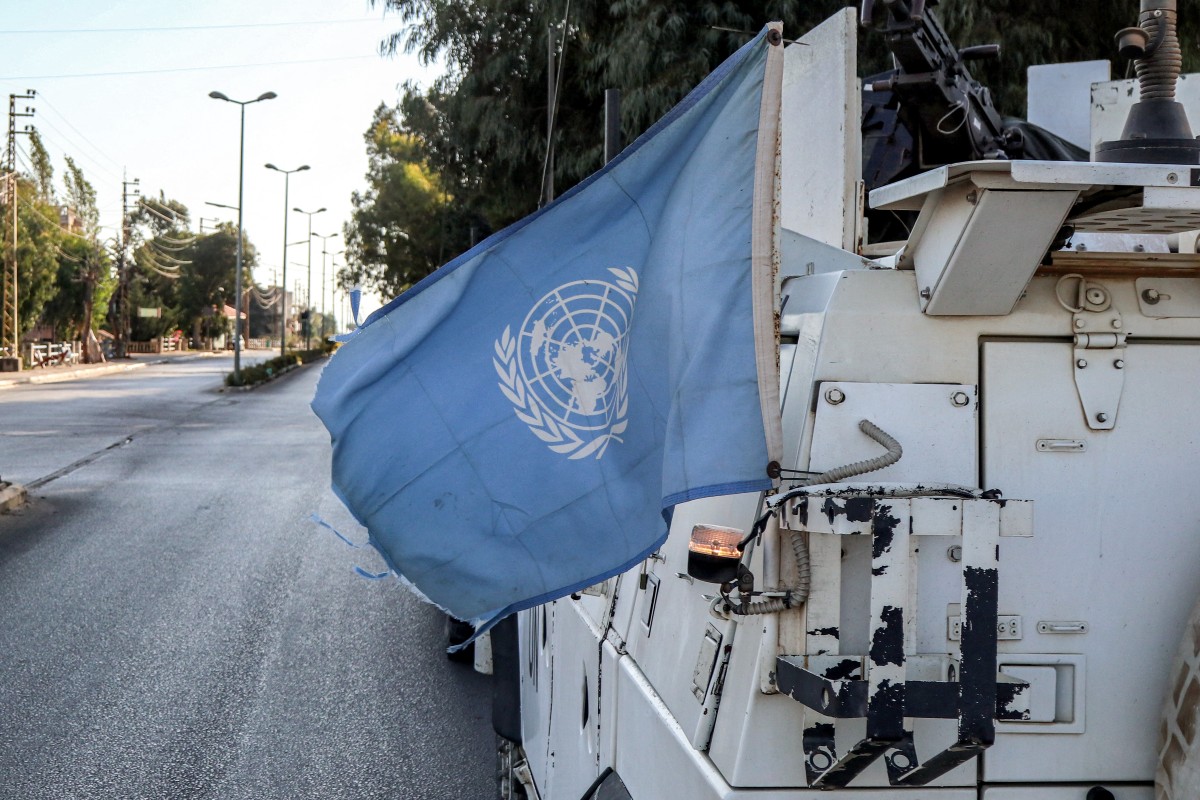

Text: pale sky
xmin=0 ymin=0 xmax=442 ymax=321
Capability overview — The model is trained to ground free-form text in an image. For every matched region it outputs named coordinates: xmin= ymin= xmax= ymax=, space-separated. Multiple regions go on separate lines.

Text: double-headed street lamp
xmin=264 ymin=163 xmax=309 ymax=358
xmin=312 ymin=231 xmax=339 ymax=341
xmin=293 ymin=206 xmax=325 ymax=349
xmin=208 ymin=89 xmax=276 ymax=382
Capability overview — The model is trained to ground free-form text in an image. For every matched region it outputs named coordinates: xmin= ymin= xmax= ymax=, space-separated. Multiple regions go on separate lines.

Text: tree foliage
xmin=351 ymin=0 xmax=1199 ymax=297
xmin=177 ymin=223 xmax=257 ymax=343
xmin=343 ymin=103 xmax=481 ymax=298
xmin=27 ymin=130 xmax=54 ymax=204
xmin=129 ymin=196 xmax=192 ymax=339
xmin=5 ymin=178 xmax=64 ymax=338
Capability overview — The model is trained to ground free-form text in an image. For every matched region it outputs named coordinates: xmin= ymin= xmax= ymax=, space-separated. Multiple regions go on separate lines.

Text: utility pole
xmin=114 ymin=176 xmax=139 ymax=358
xmin=2 ymin=90 xmax=34 ymax=366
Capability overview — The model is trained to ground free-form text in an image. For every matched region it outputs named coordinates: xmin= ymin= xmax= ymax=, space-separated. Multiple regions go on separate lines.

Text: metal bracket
xmin=773 ymin=487 xmax=1031 ymax=790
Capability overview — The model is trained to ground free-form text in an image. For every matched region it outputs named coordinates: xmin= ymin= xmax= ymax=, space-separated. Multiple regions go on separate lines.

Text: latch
xmin=1058 ymin=275 xmax=1127 ymax=431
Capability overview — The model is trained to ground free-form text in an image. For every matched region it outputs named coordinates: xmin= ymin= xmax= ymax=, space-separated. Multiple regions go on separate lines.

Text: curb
xmin=0 ymin=482 xmax=28 ymax=513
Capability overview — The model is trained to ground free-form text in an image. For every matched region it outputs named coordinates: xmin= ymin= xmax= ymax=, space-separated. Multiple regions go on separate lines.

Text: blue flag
xmin=312 ymin=26 xmax=784 ymax=630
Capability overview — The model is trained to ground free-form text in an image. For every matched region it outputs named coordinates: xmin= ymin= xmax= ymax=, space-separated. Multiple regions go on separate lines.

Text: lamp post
xmin=312 ymin=231 xmax=339 ymax=341
xmin=265 ymin=163 xmax=309 ymax=358
xmin=208 ymin=89 xmax=275 ymax=382
xmin=293 ymin=206 xmax=325 ymax=348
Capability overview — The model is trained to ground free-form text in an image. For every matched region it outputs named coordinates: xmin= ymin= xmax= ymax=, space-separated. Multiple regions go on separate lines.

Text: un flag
xmin=312 ymin=26 xmax=785 ymax=632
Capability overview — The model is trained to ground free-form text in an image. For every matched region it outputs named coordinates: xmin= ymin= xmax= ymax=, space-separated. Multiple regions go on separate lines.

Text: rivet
xmin=1134 ymin=243 xmax=1146 ymax=252
xmin=951 ymin=391 xmax=970 ymax=407
xmin=825 ymin=387 xmax=845 ymax=406
xmin=1096 ymin=412 xmax=1109 ymax=423
xmin=947 ymin=545 xmax=963 ymax=562
xmin=1076 ymin=358 xmax=1088 ymax=369
xmin=920 ymin=287 xmax=932 ymax=300
xmin=966 ymin=190 xmax=978 ymax=205
xmin=1114 ymin=359 xmax=1124 ymax=369
xmin=1112 ymin=318 xmax=1123 ymax=329
xmin=1168 ymin=171 xmax=1180 ymax=184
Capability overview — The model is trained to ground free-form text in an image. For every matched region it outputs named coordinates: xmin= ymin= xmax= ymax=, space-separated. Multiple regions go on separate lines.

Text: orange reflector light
xmin=688 ymin=525 xmax=744 ymax=559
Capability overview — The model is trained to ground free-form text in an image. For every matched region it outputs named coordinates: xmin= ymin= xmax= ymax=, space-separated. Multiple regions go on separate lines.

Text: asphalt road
xmin=0 ymin=354 xmax=496 ymax=799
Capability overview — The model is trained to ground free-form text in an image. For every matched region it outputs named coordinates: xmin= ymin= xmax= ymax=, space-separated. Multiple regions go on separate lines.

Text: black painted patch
xmin=872 ymin=566 xmax=889 ymax=576
xmin=845 ymin=496 xmax=874 ymax=522
xmin=809 ymin=626 xmax=840 ymax=639
xmin=871 ymin=508 xmax=899 ymax=559
xmin=870 ymin=606 xmax=905 ymax=667
xmin=960 ymin=564 xmax=1000 ymax=739
xmin=822 ymin=658 xmax=860 ymax=680
xmin=793 ymin=500 xmax=808 ymax=528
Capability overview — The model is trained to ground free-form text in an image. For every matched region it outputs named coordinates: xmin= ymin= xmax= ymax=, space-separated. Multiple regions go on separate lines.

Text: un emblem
xmin=494 ymin=267 xmax=639 ymax=460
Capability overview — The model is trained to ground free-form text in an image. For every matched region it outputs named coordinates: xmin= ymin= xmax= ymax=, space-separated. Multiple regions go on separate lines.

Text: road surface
xmin=0 ymin=355 xmax=496 ymax=799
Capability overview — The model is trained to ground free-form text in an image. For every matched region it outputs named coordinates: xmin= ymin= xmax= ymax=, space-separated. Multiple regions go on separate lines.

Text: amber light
xmin=688 ymin=525 xmax=744 ymax=558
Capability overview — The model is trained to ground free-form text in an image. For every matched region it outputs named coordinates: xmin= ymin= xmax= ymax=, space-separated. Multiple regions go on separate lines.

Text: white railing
xmin=27 ymin=342 xmax=81 ymax=368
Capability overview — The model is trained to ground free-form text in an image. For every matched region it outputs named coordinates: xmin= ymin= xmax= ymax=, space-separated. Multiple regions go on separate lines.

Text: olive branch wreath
xmin=494 ymin=267 xmax=638 ymax=460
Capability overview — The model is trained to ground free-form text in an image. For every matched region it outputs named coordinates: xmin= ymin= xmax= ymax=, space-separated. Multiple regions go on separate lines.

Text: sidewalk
xmin=0 ymin=350 xmax=223 ymax=391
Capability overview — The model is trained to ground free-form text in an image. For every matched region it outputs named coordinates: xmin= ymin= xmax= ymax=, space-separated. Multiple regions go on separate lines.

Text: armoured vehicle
xmin=481 ymin=2 xmax=1200 ymax=797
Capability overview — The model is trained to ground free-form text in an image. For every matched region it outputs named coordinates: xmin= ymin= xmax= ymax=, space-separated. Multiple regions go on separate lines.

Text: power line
xmin=0 ymin=54 xmax=376 ymax=81
xmin=36 ymin=96 xmax=124 ymax=173
xmin=27 ymin=119 xmax=123 ymax=183
xmin=0 ymin=18 xmax=385 ymax=35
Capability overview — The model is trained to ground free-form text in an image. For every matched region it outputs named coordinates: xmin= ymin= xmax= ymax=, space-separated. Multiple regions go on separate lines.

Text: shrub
xmin=224 ymin=351 xmax=311 ymax=387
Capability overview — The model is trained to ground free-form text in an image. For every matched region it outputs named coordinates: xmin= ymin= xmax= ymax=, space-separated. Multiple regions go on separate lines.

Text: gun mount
xmin=860 ymin=0 xmax=1086 ymax=197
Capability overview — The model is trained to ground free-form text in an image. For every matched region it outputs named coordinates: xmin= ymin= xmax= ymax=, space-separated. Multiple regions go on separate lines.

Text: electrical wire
xmin=16 ymin=185 xmax=96 ymax=244
xmin=35 ymin=96 xmax=125 ymax=175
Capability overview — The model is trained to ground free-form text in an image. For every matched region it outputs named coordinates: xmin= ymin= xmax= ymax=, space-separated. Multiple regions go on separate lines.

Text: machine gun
xmin=859 ymin=0 xmax=1087 ymax=239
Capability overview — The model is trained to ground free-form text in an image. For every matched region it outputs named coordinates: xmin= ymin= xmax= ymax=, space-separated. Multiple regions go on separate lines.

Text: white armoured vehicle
xmin=485 ymin=2 xmax=1200 ymax=797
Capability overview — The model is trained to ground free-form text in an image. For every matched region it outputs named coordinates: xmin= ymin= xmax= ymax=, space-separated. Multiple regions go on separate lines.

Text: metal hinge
xmin=1072 ymin=305 xmax=1126 ymax=431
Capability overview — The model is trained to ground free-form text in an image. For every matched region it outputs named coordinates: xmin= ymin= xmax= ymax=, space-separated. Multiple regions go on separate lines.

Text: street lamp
xmin=264 ymin=163 xmax=309 ymax=358
xmin=293 ymin=206 xmax=325 ymax=349
xmin=208 ymin=89 xmax=276 ymax=383
xmin=312 ymin=231 xmax=339 ymax=341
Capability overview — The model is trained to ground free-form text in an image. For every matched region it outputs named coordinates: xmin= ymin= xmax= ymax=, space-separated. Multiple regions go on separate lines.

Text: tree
xmin=360 ymin=0 xmax=1198 ymax=296
xmin=178 ymin=224 xmax=256 ymax=346
xmin=343 ymin=103 xmax=482 ymax=298
xmin=4 ymin=177 xmax=65 ymax=342
xmin=129 ymin=195 xmax=192 ymax=341
xmin=62 ymin=157 xmax=99 ymax=236
xmin=56 ymin=157 xmax=108 ymax=357
xmin=27 ymin=130 xmax=53 ymax=203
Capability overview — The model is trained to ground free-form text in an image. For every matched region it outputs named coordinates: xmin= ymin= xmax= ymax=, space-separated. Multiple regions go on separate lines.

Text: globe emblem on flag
xmin=494 ymin=268 xmax=639 ymax=460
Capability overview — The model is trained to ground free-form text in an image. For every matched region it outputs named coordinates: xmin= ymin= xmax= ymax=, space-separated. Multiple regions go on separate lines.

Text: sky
xmin=0 ymin=0 xmax=442 ymax=322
